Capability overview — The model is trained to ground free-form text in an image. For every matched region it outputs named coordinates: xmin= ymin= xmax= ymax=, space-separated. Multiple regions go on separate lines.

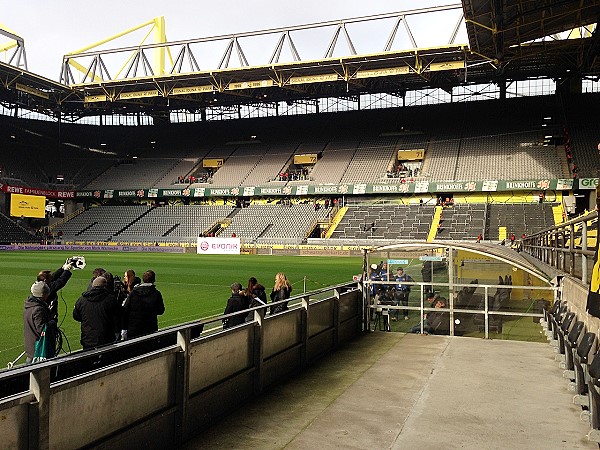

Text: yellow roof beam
xmin=65 ymin=16 xmax=169 ymax=81
xmin=0 ymin=22 xmax=21 ymax=54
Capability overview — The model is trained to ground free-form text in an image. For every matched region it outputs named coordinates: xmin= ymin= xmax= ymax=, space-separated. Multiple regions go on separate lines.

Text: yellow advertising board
xmin=289 ymin=74 xmax=338 ymax=85
xmin=84 ymin=94 xmax=108 ymax=103
xmin=172 ymin=85 xmax=214 ymax=95
xmin=118 ymin=90 xmax=159 ymax=100
xmin=355 ymin=66 xmax=409 ymax=79
xmin=294 ymin=154 xmax=318 ymax=165
xmin=10 ymin=193 xmax=46 ymax=218
xmin=227 ymin=79 xmax=274 ymax=90
xmin=203 ymin=158 xmax=224 ymax=168
xmin=16 ymin=83 xmax=50 ymax=99
xmin=397 ymin=149 xmax=425 ymax=160
xmin=429 ymin=61 xmax=465 ymax=72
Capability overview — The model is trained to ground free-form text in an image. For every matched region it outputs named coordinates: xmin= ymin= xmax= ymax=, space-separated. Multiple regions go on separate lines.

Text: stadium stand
xmin=84 ymin=158 xmax=182 ymax=190
xmin=340 ymin=137 xmax=398 ymax=184
xmin=115 ymin=204 xmax=233 ymax=242
xmin=155 ymin=157 xmax=203 ymax=188
xmin=208 ymin=144 xmax=269 ymax=187
xmin=486 ymin=203 xmax=555 ymax=240
xmin=0 ymin=95 xmax=588 ymax=191
xmin=241 ymin=144 xmax=296 ymax=186
xmin=308 ymin=141 xmax=358 ymax=185
xmin=436 ymin=204 xmax=486 ymax=241
xmin=329 ymin=204 xmax=435 ymax=241
xmin=224 ymin=203 xmax=329 ymax=244
xmin=52 ymin=205 xmax=152 ymax=241
xmin=0 ymin=212 xmax=38 ymax=243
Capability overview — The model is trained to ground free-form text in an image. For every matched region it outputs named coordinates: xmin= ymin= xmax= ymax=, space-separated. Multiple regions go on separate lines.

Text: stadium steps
xmin=227 ymin=208 xmax=241 ymax=219
xmin=257 ymin=224 xmax=273 ymax=238
xmin=76 ymin=221 xmax=98 ymax=236
xmin=113 ymin=206 xmax=156 ymax=237
xmin=325 ymin=206 xmax=348 ymax=238
xmin=552 ymin=204 xmax=565 ymax=225
xmin=163 ymin=223 xmax=180 ymax=237
xmin=427 ymin=206 xmax=443 ymax=242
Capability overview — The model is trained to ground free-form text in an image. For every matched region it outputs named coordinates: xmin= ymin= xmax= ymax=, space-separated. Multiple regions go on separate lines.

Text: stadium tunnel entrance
xmin=362 ymin=241 xmax=557 ymax=339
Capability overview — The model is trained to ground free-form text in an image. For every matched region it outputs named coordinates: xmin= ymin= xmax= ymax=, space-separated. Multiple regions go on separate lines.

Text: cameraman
xmin=394 ymin=267 xmax=413 ymax=321
xmin=37 ymin=260 xmax=74 ymax=321
xmin=23 ymin=281 xmax=57 ymax=363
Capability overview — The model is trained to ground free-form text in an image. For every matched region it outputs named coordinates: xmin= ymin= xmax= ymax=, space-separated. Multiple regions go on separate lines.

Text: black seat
xmin=562 ymin=321 xmax=584 ymax=377
xmin=585 ymin=351 xmax=600 ymax=441
xmin=548 ymin=302 xmax=568 ymax=343
xmin=555 ymin=311 xmax=576 ymax=360
xmin=572 ymin=332 xmax=597 ymax=408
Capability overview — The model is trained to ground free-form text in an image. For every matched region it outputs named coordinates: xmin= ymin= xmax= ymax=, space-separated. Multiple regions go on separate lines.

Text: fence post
xmin=582 ymin=220 xmax=589 ymax=285
xmin=484 ymin=286 xmax=489 ymax=339
xmin=301 ymin=297 xmax=309 ymax=368
xmin=30 ymin=366 xmax=51 ymax=450
xmin=175 ymin=329 xmax=190 ymax=445
xmin=253 ymin=309 xmax=265 ymax=395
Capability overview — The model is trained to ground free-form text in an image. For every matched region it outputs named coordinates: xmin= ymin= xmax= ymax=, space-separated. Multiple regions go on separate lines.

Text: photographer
xmin=37 ymin=260 xmax=75 ymax=321
xmin=23 ymin=281 xmax=57 ymax=363
xmin=394 ymin=267 xmax=413 ymax=321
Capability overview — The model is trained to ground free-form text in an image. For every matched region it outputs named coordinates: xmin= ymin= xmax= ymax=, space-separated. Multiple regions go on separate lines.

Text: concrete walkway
xmin=182 ymin=333 xmax=596 ymax=449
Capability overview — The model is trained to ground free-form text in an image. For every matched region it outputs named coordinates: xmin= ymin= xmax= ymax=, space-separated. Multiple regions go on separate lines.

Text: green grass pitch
xmin=0 ymin=251 xmax=362 ymax=368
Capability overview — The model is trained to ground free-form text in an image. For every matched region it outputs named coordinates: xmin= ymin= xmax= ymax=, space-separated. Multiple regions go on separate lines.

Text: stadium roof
xmin=0 ymin=1 xmax=599 ymax=121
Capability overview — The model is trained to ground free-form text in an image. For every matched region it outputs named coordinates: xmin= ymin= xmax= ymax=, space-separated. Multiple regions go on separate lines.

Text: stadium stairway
xmin=182 ymin=333 xmax=595 ymax=449
xmin=325 ymin=206 xmax=348 ymax=238
xmin=553 ymin=203 xmax=565 ymax=225
xmin=427 ymin=206 xmax=442 ymax=242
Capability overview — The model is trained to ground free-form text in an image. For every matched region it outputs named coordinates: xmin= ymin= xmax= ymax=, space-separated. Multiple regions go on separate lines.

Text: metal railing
xmin=522 ymin=210 xmax=597 ymax=284
xmin=0 ymin=282 xmax=360 ymax=450
xmin=362 ymin=280 xmax=556 ymax=339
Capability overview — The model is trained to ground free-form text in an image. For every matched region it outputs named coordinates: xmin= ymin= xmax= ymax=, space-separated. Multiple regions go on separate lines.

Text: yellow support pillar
xmin=552 ymin=204 xmax=565 ymax=225
xmin=325 ymin=206 xmax=348 ymax=238
xmin=427 ymin=206 xmax=443 ymax=242
xmin=498 ymin=226 xmax=507 ymax=241
xmin=153 ymin=16 xmax=166 ymax=76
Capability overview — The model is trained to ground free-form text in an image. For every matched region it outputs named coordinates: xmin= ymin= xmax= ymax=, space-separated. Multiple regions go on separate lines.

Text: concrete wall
xmin=0 ymin=285 xmax=361 ymax=450
xmin=563 ymin=276 xmax=600 ymax=335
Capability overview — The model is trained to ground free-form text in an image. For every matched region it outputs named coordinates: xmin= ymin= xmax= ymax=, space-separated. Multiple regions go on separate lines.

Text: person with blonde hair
xmin=270 ymin=272 xmax=292 ymax=315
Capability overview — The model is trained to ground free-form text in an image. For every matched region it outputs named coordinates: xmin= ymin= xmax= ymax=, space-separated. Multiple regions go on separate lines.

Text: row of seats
xmin=44 ymin=202 xmax=556 ymax=245
xmin=0 ymin=213 xmax=38 ymax=243
xmin=541 ymin=301 xmax=600 ymax=442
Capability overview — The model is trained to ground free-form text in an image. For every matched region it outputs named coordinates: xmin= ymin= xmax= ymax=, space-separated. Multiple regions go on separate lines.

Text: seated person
xmin=411 ymin=297 xmax=447 ymax=334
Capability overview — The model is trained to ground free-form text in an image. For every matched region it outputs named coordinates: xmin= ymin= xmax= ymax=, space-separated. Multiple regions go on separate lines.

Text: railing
xmin=522 ymin=210 xmax=597 ymax=284
xmin=362 ymin=280 xmax=556 ymax=338
xmin=0 ymin=282 xmax=361 ymax=450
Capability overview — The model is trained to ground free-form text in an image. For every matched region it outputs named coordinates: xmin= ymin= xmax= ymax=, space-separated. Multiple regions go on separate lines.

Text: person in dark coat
xmin=270 ymin=272 xmax=292 ymax=315
xmin=23 ymin=281 xmax=56 ymax=363
xmin=86 ymin=267 xmax=106 ymax=291
xmin=223 ymin=282 xmax=250 ymax=329
xmin=37 ymin=262 xmax=73 ymax=321
xmin=73 ymin=276 xmax=120 ymax=350
xmin=121 ymin=270 xmax=165 ymax=339
xmin=244 ymin=277 xmax=267 ymax=321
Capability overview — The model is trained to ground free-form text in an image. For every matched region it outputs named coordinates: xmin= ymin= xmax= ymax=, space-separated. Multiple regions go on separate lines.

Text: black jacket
xmin=223 ymin=292 xmax=250 ymax=328
xmin=122 ymin=283 xmax=165 ymax=338
xmin=270 ymin=286 xmax=292 ymax=314
xmin=47 ymin=267 xmax=72 ymax=320
xmin=73 ymin=287 xmax=120 ymax=349
xmin=23 ymin=295 xmax=56 ymax=359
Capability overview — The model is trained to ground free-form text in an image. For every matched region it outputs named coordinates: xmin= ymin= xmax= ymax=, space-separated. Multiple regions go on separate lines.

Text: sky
xmin=0 ymin=0 xmax=467 ymax=82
